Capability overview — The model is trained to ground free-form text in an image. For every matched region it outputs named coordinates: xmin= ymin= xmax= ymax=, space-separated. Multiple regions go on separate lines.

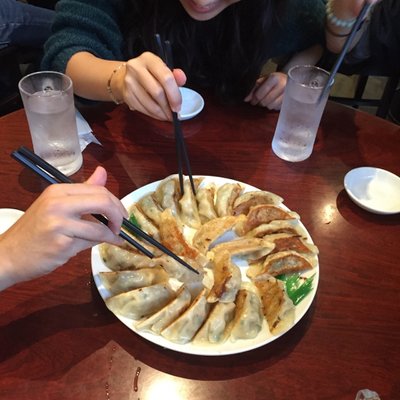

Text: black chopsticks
xmin=154 ymin=34 xmax=196 ymax=196
xmin=319 ymin=2 xmax=371 ymax=103
xmin=11 ymin=146 xmax=199 ymax=275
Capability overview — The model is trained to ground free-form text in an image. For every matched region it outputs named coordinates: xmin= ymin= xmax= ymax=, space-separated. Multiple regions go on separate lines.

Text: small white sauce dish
xmin=178 ymin=87 xmax=204 ymax=120
xmin=0 ymin=208 xmax=24 ymax=234
xmin=344 ymin=167 xmax=400 ymax=215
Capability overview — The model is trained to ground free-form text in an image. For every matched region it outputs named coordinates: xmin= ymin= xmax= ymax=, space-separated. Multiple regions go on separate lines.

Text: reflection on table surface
xmin=0 ymin=96 xmax=399 ymax=400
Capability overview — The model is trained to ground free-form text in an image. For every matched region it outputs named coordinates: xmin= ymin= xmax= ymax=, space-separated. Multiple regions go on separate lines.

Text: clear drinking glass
xmin=18 ymin=71 xmax=83 ymax=176
xmin=271 ymin=65 xmax=331 ymax=162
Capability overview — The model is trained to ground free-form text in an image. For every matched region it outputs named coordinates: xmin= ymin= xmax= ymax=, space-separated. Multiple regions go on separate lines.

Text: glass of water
xmin=18 ymin=71 xmax=83 ymax=176
xmin=271 ymin=65 xmax=331 ymax=162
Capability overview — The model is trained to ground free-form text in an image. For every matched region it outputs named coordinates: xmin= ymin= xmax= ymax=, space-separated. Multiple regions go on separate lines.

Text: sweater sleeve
xmin=41 ymin=0 xmax=125 ymax=72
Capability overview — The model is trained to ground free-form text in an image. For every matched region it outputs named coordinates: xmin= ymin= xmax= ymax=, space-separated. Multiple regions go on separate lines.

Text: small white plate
xmin=344 ymin=167 xmax=400 ymax=215
xmin=0 ymin=208 xmax=24 ymax=234
xmin=178 ymin=87 xmax=204 ymax=120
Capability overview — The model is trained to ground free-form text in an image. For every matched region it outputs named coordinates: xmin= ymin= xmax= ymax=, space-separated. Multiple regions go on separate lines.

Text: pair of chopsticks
xmin=319 ymin=2 xmax=372 ymax=102
xmin=154 ymin=34 xmax=196 ymax=196
xmin=11 ymin=146 xmax=199 ymax=275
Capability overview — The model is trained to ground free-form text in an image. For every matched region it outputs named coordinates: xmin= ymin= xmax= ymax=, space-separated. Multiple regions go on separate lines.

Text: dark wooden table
xmin=0 ymin=96 xmax=399 ymax=400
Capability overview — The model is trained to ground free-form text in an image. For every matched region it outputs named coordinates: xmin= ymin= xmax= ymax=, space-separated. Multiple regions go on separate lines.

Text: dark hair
xmin=121 ymin=0 xmax=279 ymax=103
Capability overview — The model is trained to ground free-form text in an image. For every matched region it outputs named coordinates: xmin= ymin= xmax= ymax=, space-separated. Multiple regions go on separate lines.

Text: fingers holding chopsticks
xmin=83 ymin=166 xmax=128 ymax=234
xmin=0 ymin=174 xmax=127 ymax=286
xmin=65 ymin=166 xmax=129 ymax=237
xmin=123 ymin=52 xmax=187 ymax=121
xmin=20 ymin=170 xmax=127 ymax=247
xmin=11 ymin=147 xmax=198 ymax=275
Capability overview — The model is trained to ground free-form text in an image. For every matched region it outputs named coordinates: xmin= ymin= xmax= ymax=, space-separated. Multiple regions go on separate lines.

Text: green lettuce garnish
xmin=277 ymin=273 xmax=315 ymax=306
xmin=129 ymin=213 xmax=140 ymax=228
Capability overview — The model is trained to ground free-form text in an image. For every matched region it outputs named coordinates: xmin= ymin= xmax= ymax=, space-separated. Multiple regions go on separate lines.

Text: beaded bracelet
xmin=325 ymin=20 xmax=351 ymax=37
xmin=326 ymin=0 xmax=356 ymax=29
xmin=106 ymin=62 xmax=126 ymax=105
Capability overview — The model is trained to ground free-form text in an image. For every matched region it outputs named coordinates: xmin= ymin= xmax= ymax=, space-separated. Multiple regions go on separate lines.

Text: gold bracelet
xmin=106 ymin=62 xmax=126 ymax=105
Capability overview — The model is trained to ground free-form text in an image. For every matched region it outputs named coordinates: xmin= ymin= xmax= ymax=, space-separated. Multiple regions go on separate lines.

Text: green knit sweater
xmin=42 ymin=0 xmax=325 ymax=103
xmin=42 ymin=0 xmax=325 ymax=73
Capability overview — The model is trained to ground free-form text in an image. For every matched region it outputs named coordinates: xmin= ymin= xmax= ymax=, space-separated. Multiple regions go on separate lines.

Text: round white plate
xmin=178 ymin=87 xmax=204 ymax=120
xmin=91 ymin=176 xmax=319 ymax=356
xmin=344 ymin=167 xmax=400 ymax=215
xmin=0 ymin=208 xmax=24 ymax=234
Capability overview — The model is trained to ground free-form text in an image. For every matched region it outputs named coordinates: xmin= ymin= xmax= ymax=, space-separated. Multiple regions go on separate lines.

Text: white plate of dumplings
xmin=91 ymin=176 xmax=319 ymax=356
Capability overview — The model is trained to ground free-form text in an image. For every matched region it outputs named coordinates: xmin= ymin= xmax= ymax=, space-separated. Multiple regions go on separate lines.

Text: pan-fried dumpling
xmin=145 ymin=255 xmax=205 ymax=296
xmin=196 ymin=183 xmax=218 ymax=223
xmin=259 ymin=250 xmax=316 ymax=276
xmin=105 ymin=283 xmax=175 ymax=320
xmin=253 ymin=274 xmax=294 ymax=335
xmin=158 ymin=209 xmax=206 ymax=265
xmin=99 ymin=267 xmax=168 ymax=295
xmin=153 ymin=175 xmax=180 ymax=217
xmin=138 ymin=193 xmax=163 ymax=226
xmin=207 ymin=250 xmax=242 ymax=303
xmin=161 ymin=288 xmax=210 ymax=344
xmin=247 ymin=248 xmax=316 ymax=278
xmin=194 ymin=302 xmax=236 ymax=344
xmin=215 ymin=182 xmax=244 ymax=217
xmin=233 ymin=190 xmax=283 ymax=215
xmin=228 ymin=288 xmax=263 ymax=340
xmin=210 ymin=237 xmax=275 ymax=263
xmin=99 ymin=243 xmax=153 ymax=271
xmin=192 ymin=215 xmax=245 ymax=254
xmin=136 ymin=286 xmax=192 ymax=334
xmin=246 ymin=262 xmax=265 ymax=279
xmin=236 ymin=204 xmax=300 ymax=236
xmin=267 ymin=233 xmax=319 ymax=255
xmin=179 ymin=177 xmax=202 ymax=229
xmin=128 ymin=203 xmax=160 ymax=240
xmin=242 ymin=219 xmax=307 ymax=238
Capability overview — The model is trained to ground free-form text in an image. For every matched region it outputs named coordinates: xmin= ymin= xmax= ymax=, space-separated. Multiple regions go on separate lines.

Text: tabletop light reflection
xmin=146 ymin=376 xmax=187 ymax=400
xmin=322 ymin=203 xmax=337 ymax=225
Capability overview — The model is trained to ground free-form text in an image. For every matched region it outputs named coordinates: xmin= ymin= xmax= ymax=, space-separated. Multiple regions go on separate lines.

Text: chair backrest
xmin=0 ymin=46 xmax=24 ymax=116
xmin=0 ymin=45 xmax=45 ymax=116
xmin=329 ymin=75 xmax=400 ymax=119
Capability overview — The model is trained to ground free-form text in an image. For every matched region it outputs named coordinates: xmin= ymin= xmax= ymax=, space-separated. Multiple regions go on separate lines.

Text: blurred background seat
xmin=0 ymin=45 xmax=23 ymax=116
xmin=264 ymin=59 xmax=400 ymax=124
xmin=0 ymin=44 xmax=45 ymax=116
xmin=0 ymin=0 xmax=57 ymax=116
xmin=329 ymin=74 xmax=400 ymax=120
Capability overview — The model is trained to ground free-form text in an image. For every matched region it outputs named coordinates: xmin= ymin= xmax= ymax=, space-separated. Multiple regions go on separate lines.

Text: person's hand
xmin=121 ymin=52 xmax=187 ymax=121
xmin=0 ymin=166 xmax=128 ymax=289
xmin=244 ymin=72 xmax=287 ymax=110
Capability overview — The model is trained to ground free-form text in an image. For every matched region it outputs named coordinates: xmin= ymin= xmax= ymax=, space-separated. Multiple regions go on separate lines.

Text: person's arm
xmin=66 ymin=51 xmax=187 ymax=121
xmin=281 ymin=44 xmax=324 ymax=73
xmin=325 ymin=0 xmax=381 ymax=54
xmin=244 ymin=44 xmax=323 ymax=110
xmin=0 ymin=166 xmax=127 ymax=291
xmin=42 ymin=0 xmax=186 ymax=121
